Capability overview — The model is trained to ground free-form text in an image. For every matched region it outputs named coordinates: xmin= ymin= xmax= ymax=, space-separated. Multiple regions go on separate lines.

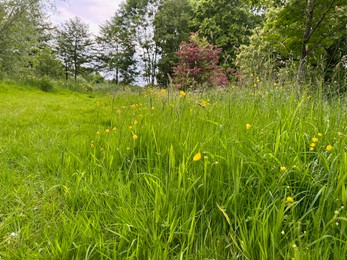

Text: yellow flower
xmin=326 ymin=145 xmax=333 ymax=151
xmin=310 ymin=143 xmax=316 ymax=147
xmin=133 ymin=134 xmax=138 ymax=140
xmin=105 ymin=129 xmax=110 ymax=134
xmin=179 ymin=90 xmax=186 ymax=97
xmin=96 ymin=131 xmax=101 ymax=135
xmin=129 ymin=125 xmax=133 ymax=130
xmin=246 ymin=124 xmax=251 ymax=129
xmin=161 ymin=89 xmax=167 ymax=95
xmin=317 ymin=133 xmax=323 ymax=137
xmin=310 ymin=147 xmax=315 ymax=151
xmin=312 ymin=137 xmax=318 ymax=143
xmin=134 ymin=120 xmax=138 ymax=125
xmin=338 ymin=132 xmax=343 ymax=136
xmin=112 ymin=127 xmax=117 ymax=131
xmin=280 ymin=166 xmax=287 ymax=172
xmin=130 ymin=104 xmax=138 ymax=109
xmin=286 ymin=196 xmax=294 ymax=204
xmin=250 ymin=73 xmax=254 ymax=77
xmin=193 ymin=152 xmax=202 ymax=161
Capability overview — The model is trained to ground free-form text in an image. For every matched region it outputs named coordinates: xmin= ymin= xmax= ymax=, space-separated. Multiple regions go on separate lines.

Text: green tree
xmin=190 ymin=0 xmax=261 ymax=68
xmin=97 ymin=8 xmax=137 ymax=85
xmin=31 ymin=47 xmax=64 ymax=79
xmin=56 ymin=17 xmax=92 ymax=80
xmin=118 ymin=0 xmax=160 ymax=85
xmin=238 ymin=0 xmax=347 ymax=88
xmin=0 ymin=0 xmax=50 ymax=78
xmin=154 ymin=0 xmax=193 ymax=85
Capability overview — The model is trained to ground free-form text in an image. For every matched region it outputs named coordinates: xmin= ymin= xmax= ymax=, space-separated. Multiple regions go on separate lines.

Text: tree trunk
xmin=297 ymin=0 xmax=315 ymax=86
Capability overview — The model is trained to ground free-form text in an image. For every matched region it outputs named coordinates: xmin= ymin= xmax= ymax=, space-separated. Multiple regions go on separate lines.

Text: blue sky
xmin=51 ymin=0 xmax=123 ymax=35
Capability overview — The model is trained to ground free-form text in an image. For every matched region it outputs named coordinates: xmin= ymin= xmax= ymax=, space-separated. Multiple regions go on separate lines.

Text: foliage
xmin=30 ymin=47 xmax=64 ymax=79
xmin=173 ymin=33 xmax=228 ymax=90
xmin=154 ymin=0 xmax=193 ymax=85
xmin=97 ymin=10 xmax=137 ymax=85
xmin=56 ymin=17 xmax=93 ymax=81
xmin=190 ymin=0 xmax=262 ymax=68
xmin=0 ymin=0 xmax=48 ymax=78
xmin=237 ymin=0 xmax=347 ymax=89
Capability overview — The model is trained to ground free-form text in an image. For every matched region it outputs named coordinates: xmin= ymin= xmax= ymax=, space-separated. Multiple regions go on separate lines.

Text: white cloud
xmin=51 ymin=0 xmax=124 ymax=35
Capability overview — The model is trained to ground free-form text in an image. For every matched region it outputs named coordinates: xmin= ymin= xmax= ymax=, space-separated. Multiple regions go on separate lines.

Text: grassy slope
xmin=1 ymin=83 xmax=347 ymax=259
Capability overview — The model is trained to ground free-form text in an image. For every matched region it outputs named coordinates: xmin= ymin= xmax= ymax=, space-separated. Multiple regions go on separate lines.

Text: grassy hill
xmin=1 ymin=83 xmax=347 ymax=259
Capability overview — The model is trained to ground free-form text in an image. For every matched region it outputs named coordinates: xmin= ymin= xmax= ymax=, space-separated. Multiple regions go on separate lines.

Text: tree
xmin=97 ymin=8 xmax=137 ymax=85
xmin=0 ymin=0 xmax=51 ymax=78
xmin=190 ymin=0 xmax=262 ymax=68
xmin=116 ymin=0 xmax=160 ymax=86
xmin=31 ymin=47 xmax=64 ymax=79
xmin=237 ymin=0 xmax=347 ymax=88
xmin=154 ymin=0 xmax=193 ymax=85
xmin=56 ymin=17 xmax=92 ymax=80
xmin=173 ymin=33 xmax=228 ymax=90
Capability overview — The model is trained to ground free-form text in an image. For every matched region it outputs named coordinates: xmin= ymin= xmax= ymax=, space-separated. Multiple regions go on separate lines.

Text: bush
xmin=37 ymin=76 xmax=54 ymax=92
xmin=173 ymin=33 xmax=228 ymax=90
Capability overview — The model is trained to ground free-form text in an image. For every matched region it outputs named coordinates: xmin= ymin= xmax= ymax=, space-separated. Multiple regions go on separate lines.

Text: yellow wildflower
xmin=105 ymin=129 xmax=110 ymax=134
xmin=326 ymin=145 xmax=333 ymax=151
xmin=129 ymin=126 xmax=133 ymax=130
xmin=193 ymin=152 xmax=202 ymax=161
xmin=246 ymin=124 xmax=251 ymax=130
xmin=133 ymin=134 xmax=138 ymax=140
xmin=310 ymin=143 xmax=316 ymax=147
xmin=112 ymin=127 xmax=117 ymax=131
xmin=96 ymin=131 xmax=101 ymax=135
xmin=134 ymin=120 xmax=138 ymax=125
xmin=286 ymin=196 xmax=294 ymax=204
xmin=161 ymin=89 xmax=167 ymax=95
xmin=312 ymin=137 xmax=318 ymax=143
xmin=317 ymin=133 xmax=323 ymax=137
xmin=338 ymin=132 xmax=343 ymax=136
xmin=179 ymin=90 xmax=186 ymax=97
xmin=280 ymin=166 xmax=287 ymax=172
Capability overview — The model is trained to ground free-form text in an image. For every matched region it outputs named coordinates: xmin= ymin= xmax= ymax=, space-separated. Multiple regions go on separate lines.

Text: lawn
xmin=1 ymin=83 xmax=347 ymax=259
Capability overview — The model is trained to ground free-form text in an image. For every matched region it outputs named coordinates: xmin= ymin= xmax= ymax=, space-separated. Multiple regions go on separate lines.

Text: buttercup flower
xmin=179 ymin=90 xmax=186 ymax=97
xmin=193 ymin=152 xmax=202 ymax=161
xmin=246 ymin=124 xmax=251 ymax=129
xmin=286 ymin=196 xmax=294 ymax=204
xmin=312 ymin=137 xmax=318 ymax=143
xmin=280 ymin=166 xmax=287 ymax=172
xmin=133 ymin=134 xmax=138 ymax=140
xmin=326 ymin=145 xmax=333 ymax=151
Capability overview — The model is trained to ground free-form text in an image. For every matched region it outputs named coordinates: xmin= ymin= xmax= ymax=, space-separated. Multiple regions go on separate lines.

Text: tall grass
xmin=1 ymin=83 xmax=347 ymax=259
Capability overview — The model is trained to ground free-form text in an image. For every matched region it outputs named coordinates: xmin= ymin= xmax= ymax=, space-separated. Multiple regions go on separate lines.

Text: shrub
xmin=173 ymin=33 xmax=228 ymax=90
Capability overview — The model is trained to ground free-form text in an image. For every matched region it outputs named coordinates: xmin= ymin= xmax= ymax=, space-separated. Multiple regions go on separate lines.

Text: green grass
xmin=1 ymin=83 xmax=347 ymax=259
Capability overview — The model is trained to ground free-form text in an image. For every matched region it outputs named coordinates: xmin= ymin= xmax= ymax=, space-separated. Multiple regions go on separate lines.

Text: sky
xmin=50 ymin=0 xmax=124 ymax=35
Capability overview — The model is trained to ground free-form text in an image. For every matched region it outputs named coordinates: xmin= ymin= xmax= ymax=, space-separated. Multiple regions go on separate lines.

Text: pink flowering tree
xmin=173 ymin=33 xmax=229 ymax=90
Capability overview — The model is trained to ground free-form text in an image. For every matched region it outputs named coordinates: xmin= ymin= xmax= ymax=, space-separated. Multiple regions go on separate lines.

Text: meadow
xmin=1 ymin=82 xmax=347 ymax=259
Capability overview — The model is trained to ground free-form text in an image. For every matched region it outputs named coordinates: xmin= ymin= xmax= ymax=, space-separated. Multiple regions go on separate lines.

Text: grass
xmin=1 ymin=82 xmax=347 ymax=259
